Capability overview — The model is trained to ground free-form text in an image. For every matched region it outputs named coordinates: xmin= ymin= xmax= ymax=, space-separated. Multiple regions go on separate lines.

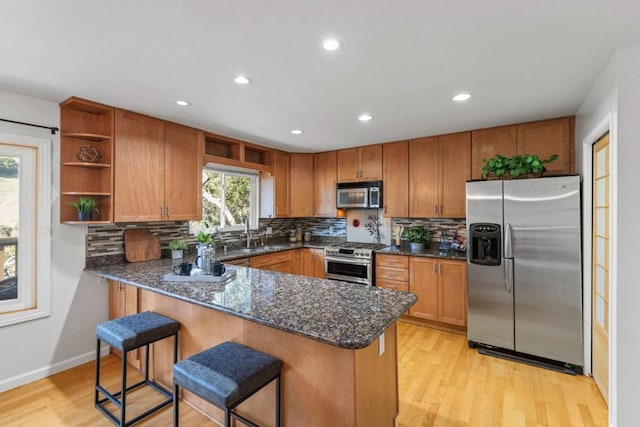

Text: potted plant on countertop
xmin=69 ymin=196 xmax=98 ymax=221
xmin=168 ymin=239 xmax=188 ymax=259
xmin=481 ymin=153 xmax=559 ymax=179
xmin=405 ymin=225 xmax=431 ymax=252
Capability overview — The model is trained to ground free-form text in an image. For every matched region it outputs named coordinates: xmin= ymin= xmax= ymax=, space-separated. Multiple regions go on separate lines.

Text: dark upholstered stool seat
xmin=173 ymin=342 xmax=282 ymax=427
xmin=97 ymin=311 xmax=180 ymax=352
xmin=95 ymin=311 xmax=179 ymax=427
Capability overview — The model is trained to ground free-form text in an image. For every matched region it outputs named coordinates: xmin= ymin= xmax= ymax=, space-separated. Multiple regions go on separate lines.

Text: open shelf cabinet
xmin=204 ymin=132 xmax=273 ymax=173
xmin=60 ymin=97 xmax=114 ymax=223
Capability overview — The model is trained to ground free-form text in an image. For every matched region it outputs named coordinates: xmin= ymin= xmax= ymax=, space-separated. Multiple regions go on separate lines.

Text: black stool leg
xmin=121 ymin=350 xmax=127 ymax=427
xmin=225 ymin=408 xmax=231 ymax=427
xmin=144 ymin=343 xmax=150 ymax=382
xmin=275 ymin=374 xmax=281 ymax=427
xmin=173 ymin=382 xmax=179 ymax=427
xmin=94 ymin=338 xmax=100 ymax=406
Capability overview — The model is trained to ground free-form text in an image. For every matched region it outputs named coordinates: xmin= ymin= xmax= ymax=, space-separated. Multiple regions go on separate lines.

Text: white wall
xmin=611 ymin=45 xmax=640 ymax=427
xmin=0 ymin=89 xmax=108 ymax=392
xmin=575 ymin=44 xmax=640 ymax=427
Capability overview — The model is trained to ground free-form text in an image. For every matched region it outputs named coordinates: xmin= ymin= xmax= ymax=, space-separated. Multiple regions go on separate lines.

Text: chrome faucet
xmin=245 ymin=216 xmax=251 ymax=248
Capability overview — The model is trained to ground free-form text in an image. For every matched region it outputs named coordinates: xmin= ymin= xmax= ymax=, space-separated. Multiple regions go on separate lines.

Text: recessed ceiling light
xmin=452 ymin=93 xmax=472 ymax=102
xmin=323 ymin=39 xmax=341 ymax=51
xmin=234 ymin=75 xmax=251 ymax=85
xmin=175 ymin=100 xmax=190 ymax=106
xmin=290 ymin=129 xmax=304 ymax=135
xmin=358 ymin=113 xmax=373 ymax=122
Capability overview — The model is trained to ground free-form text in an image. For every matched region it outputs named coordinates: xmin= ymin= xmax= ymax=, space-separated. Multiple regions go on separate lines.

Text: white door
xmin=592 ymin=132 xmax=610 ymax=403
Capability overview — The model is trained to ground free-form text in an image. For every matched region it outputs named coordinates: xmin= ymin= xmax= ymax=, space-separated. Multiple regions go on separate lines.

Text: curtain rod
xmin=0 ymin=118 xmax=59 ymax=135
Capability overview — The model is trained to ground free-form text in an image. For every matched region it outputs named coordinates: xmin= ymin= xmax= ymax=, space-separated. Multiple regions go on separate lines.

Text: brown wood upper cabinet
xmin=337 ymin=144 xmax=382 ymax=182
xmin=314 ymin=151 xmax=337 ymax=217
xmin=273 ymin=151 xmax=290 ymax=218
xmin=471 ymin=117 xmax=574 ymax=180
xmin=409 ymin=132 xmax=470 ymax=218
xmin=290 ymin=153 xmax=314 ymax=217
xmin=382 ymin=141 xmax=409 ymax=217
xmin=114 ymin=110 xmax=203 ymax=222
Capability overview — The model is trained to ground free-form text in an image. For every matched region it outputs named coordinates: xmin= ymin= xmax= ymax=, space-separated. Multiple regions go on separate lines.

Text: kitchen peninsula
xmin=87 ymin=259 xmax=417 ymax=426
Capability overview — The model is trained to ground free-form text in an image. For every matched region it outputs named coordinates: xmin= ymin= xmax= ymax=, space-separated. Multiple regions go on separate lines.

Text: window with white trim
xmin=195 ymin=165 xmax=259 ymax=233
xmin=0 ymin=132 xmax=51 ymax=327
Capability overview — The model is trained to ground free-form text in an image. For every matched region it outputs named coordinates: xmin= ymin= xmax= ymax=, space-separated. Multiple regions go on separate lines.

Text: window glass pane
xmin=596 ymin=236 xmax=605 ymax=265
xmin=202 ymin=171 xmax=222 ymax=227
xmin=224 ymin=174 xmax=250 ymax=226
xmin=596 ymin=207 xmax=606 ymax=236
xmin=0 ymin=155 xmax=19 ymax=301
xmin=596 ymin=177 xmax=606 ymax=206
xmin=596 ymin=265 xmax=606 ymax=296
xmin=596 ymin=146 xmax=606 ymax=177
xmin=595 ymin=295 xmax=606 ymax=327
xmin=196 ymin=166 xmax=257 ymax=234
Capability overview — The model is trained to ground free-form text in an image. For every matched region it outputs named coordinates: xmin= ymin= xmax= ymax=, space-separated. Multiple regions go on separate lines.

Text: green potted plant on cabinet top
xmin=168 ymin=239 xmax=188 ymax=259
xmin=481 ymin=153 xmax=559 ymax=179
xmin=405 ymin=225 xmax=431 ymax=252
xmin=69 ymin=196 xmax=98 ymax=221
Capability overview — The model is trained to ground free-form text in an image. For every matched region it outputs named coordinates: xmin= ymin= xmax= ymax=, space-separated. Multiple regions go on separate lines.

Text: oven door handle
xmin=324 ymin=255 xmax=372 ymax=265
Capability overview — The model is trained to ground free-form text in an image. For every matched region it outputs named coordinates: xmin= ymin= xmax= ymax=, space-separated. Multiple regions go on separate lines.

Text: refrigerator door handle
xmin=505 ymin=258 xmax=514 ymax=293
xmin=504 ymin=222 xmax=513 ymax=258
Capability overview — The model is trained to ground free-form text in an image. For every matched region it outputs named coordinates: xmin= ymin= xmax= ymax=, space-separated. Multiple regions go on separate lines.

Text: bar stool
xmin=172 ymin=341 xmax=282 ymax=427
xmin=95 ymin=311 xmax=179 ymax=426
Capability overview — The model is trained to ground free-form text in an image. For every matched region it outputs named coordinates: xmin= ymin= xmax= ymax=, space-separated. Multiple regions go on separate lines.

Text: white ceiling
xmin=1 ymin=1 xmax=640 ymax=152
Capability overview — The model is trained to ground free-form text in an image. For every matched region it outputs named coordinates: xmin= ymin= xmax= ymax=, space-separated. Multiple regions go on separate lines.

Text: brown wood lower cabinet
xmin=141 ymin=289 xmax=398 ymax=426
xmin=409 ymin=258 xmax=467 ymax=327
xmin=375 ymin=254 xmax=409 ymax=292
xmin=301 ymin=248 xmax=326 ymax=279
xmin=108 ymin=280 xmax=140 ymax=369
xmin=250 ymin=251 xmax=292 ymax=273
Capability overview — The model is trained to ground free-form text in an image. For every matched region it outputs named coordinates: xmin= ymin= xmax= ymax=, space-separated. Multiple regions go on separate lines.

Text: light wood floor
xmin=0 ymin=322 xmax=607 ymax=426
xmin=395 ymin=322 xmax=608 ymax=427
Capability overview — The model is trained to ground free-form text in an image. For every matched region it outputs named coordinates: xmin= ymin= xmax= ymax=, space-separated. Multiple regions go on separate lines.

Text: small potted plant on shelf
xmin=481 ymin=153 xmax=559 ymax=179
xmin=405 ymin=225 xmax=431 ymax=252
xmin=69 ymin=196 xmax=98 ymax=221
xmin=168 ymin=239 xmax=188 ymax=259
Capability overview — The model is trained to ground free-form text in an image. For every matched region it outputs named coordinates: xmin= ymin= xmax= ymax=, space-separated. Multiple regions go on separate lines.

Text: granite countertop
xmin=376 ymin=246 xmax=468 ymax=261
xmin=87 ymin=259 xmax=417 ymax=350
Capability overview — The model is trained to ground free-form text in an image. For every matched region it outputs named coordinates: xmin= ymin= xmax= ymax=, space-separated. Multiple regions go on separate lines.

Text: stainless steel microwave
xmin=336 ymin=181 xmax=382 ymax=209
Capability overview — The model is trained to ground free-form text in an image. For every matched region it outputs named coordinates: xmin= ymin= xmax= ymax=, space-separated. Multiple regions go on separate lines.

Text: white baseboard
xmin=0 ymin=345 xmax=110 ymax=393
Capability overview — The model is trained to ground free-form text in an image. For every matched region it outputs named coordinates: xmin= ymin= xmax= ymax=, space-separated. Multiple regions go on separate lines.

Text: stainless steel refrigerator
xmin=466 ymin=176 xmax=582 ymax=367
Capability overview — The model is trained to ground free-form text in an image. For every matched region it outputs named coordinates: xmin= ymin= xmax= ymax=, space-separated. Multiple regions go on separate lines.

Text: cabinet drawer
xmin=376 ymin=254 xmax=409 ymax=268
xmin=250 ymin=251 xmax=292 ymax=268
xmin=376 ymin=278 xmax=409 ymax=292
xmin=376 ymin=266 xmax=409 ymax=282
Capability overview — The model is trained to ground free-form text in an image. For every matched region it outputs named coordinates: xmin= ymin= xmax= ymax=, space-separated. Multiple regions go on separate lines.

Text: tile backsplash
xmin=85 ymin=216 xmax=465 ymax=263
xmin=86 ymin=217 xmax=347 ymax=261
xmin=391 ymin=218 xmax=466 ymax=244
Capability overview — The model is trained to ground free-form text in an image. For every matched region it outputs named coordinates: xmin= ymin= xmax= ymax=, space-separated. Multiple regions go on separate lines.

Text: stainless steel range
xmin=324 ymin=242 xmax=386 ymax=286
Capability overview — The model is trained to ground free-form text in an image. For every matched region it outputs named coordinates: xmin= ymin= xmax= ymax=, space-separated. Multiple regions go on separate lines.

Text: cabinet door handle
xmin=166 ymin=205 xmax=169 ymax=218
xmin=160 ymin=206 xmax=164 ymax=218
xmin=432 ymin=263 xmax=436 ymax=273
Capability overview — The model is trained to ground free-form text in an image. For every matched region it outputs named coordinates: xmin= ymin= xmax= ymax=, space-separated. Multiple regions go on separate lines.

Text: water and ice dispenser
xmin=469 ymin=223 xmax=501 ymax=266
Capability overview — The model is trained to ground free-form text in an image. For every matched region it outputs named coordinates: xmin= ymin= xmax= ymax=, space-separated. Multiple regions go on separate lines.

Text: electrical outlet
xmin=328 ymin=226 xmax=334 ymax=234
xmin=266 ymin=227 xmax=272 ymax=235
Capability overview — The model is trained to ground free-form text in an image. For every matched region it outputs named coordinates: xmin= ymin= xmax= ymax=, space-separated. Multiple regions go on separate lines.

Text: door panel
xmin=164 ymin=123 xmax=203 ymax=220
xmin=409 ymin=258 xmax=438 ymax=320
xmin=409 ymin=137 xmax=439 ymax=217
xmin=114 ymin=110 xmax=165 ymax=222
xmin=466 ymin=180 xmax=514 ymax=349
xmin=504 ymin=177 xmax=582 ymax=365
xmin=471 ymin=125 xmax=517 ymax=180
xmin=440 ymin=132 xmax=471 ymax=218
xmin=592 ymin=133 xmax=609 ymax=402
